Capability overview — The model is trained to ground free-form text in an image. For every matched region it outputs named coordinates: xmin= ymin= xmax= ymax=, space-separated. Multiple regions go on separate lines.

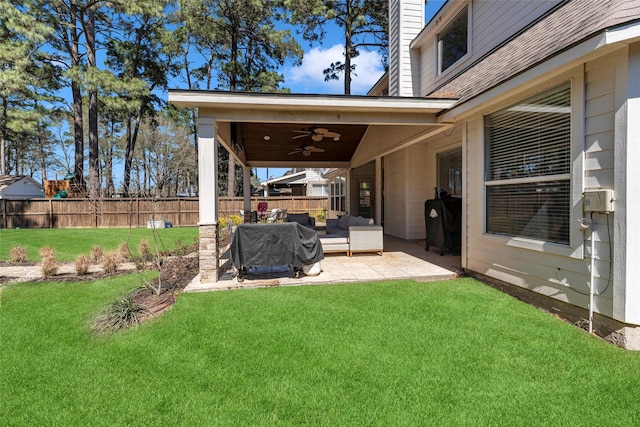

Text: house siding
xmin=416 ymin=0 xmax=563 ymax=96
xmin=389 ymin=0 xmax=424 ymax=96
xmin=384 ymin=149 xmax=408 ymax=238
xmin=462 ymin=55 xmax=621 ymax=319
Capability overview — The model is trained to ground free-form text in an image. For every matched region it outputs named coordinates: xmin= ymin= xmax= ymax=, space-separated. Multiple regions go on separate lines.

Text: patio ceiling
xmin=168 ymin=91 xmax=458 ymax=168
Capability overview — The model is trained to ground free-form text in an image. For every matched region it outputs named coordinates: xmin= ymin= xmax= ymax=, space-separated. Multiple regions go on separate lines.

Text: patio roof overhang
xmin=168 ymin=90 xmax=458 ymax=168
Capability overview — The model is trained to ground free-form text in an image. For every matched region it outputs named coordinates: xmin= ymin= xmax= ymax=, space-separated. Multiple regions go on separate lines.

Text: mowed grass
xmin=2 ymin=277 xmax=640 ymax=426
xmin=0 ymin=227 xmax=198 ymax=261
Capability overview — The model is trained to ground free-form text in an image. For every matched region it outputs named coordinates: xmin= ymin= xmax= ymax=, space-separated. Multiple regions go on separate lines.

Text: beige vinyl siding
xmin=419 ymin=43 xmax=436 ymax=96
xmin=585 ymin=52 xmax=618 ymax=189
xmin=463 ymin=60 xmax=619 ymax=318
xmin=472 ymin=0 xmax=561 ymax=61
xmin=388 ymin=0 xmax=400 ymax=96
xmin=382 ymin=146 xmax=429 ymax=240
xmin=383 ymin=149 xmax=407 ymax=238
xmin=406 ymin=144 xmax=429 ymax=238
xmin=389 ymin=0 xmax=424 ymax=96
xmin=416 ymin=0 xmax=563 ymax=96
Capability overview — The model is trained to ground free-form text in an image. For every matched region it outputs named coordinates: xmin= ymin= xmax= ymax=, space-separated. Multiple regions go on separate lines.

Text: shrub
xmin=91 ymin=245 xmax=104 ymax=264
xmin=91 ymin=289 xmax=148 ymax=335
xmin=75 ymin=255 xmax=90 ymax=276
xmin=138 ymin=240 xmax=151 ymax=261
xmin=102 ymin=250 xmax=120 ymax=274
xmin=228 ymin=214 xmax=243 ymax=226
xmin=117 ymin=242 xmax=130 ymax=262
xmin=315 ymin=208 xmax=327 ymax=222
xmin=10 ymin=246 xmax=27 ymax=263
xmin=40 ymin=246 xmax=58 ymax=278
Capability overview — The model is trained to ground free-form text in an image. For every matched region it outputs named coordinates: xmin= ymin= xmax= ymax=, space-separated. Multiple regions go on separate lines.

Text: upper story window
xmin=438 ymin=7 xmax=468 ymax=74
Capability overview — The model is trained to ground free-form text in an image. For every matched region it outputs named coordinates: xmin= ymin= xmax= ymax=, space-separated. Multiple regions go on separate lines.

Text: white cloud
xmin=285 ymin=44 xmax=385 ymax=95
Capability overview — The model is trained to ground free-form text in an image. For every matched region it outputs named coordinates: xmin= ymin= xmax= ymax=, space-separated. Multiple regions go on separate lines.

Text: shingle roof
xmin=0 ymin=175 xmax=26 ymax=191
xmin=429 ymin=0 xmax=640 ymax=104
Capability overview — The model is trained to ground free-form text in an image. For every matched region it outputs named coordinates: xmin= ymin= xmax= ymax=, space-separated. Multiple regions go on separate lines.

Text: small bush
xmin=117 ymin=243 xmax=130 ymax=262
xmin=75 ymin=255 xmax=90 ymax=276
xmin=40 ymin=246 xmax=58 ymax=278
xmin=228 ymin=214 xmax=243 ymax=226
xmin=10 ymin=246 xmax=28 ymax=263
xmin=91 ymin=245 xmax=104 ymax=264
xmin=315 ymin=208 xmax=327 ymax=222
xmin=102 ymin=250 xmax=120 ymax=274
xmin=91 ymin=289 xmax=148 ymax=335
xmin=138 ymin=240 xmax=151 ymax=261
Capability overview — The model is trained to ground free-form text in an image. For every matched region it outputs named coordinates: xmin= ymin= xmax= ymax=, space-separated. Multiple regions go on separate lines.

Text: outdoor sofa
xmin=285 ymin=212 xmax=316 ymax=228
xmin=320 ymin=215 xmax=383 ymax=256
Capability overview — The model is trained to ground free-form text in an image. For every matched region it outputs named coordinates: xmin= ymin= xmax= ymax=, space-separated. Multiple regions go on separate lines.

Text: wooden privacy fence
xmin=0 ymin=196 xmax=328 ymax=229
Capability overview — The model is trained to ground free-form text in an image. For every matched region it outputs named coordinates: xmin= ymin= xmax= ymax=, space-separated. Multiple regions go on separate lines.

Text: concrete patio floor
xmin=185 ymin=235 xmax=462 ymax=292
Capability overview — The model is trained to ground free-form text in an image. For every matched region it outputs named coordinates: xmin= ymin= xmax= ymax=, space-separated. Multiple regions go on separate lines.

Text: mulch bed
xmin=133 ymin=256 xmax=200 ymax=320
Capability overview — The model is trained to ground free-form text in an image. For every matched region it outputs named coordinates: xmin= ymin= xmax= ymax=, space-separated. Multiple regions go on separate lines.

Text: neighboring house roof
xmin=261 ymin=169 xmax=329 ymax=187
xmin=0 ymin=175 xmax=24 ymax=190
xmin=429 ymin=0 xmax=640 ymax=105
xmin=261 ymin=171 xmax=306 ymax=186
xmin=0 ymin=175 xmax=44 ymax=199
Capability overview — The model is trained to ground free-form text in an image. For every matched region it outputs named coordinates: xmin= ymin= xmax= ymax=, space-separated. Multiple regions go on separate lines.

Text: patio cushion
xmin=352 ymin=216 xmax=373 ymax=226
xmin=337 ymin=215 xmax=350 ymax=229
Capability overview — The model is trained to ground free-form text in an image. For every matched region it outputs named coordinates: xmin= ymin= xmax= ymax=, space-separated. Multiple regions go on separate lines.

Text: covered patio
xmin=185 ymin=234 xmax=462 ymax=292
xmin=168 ymin=91 xmax=458 ymax=283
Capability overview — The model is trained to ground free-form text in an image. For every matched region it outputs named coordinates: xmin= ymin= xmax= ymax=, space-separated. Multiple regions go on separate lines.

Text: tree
xmin=105 ymin=10 xmax=177 ymax=197
xmin=30 ymin=0 xmax=165 ymax=196
xmin=0 ymin=1 xmax=57 ymax=175
xmin=287 ymin=0 xmax=388 ymax=94
xmin=176 ymin=0 xmax=303 ymax=196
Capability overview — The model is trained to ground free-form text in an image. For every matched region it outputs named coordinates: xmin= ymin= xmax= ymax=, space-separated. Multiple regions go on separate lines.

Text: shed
xmin=0 ymin=175 xmax=44 ymax=199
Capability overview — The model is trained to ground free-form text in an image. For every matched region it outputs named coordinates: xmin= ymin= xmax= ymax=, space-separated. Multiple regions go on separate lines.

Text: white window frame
xmin=437 ymin=5 xmax=470 ymax=75
xmin=481 ymin=73 xmax=585 ymax=259
xmin=330 ymin=174 xmax=347 ymax=214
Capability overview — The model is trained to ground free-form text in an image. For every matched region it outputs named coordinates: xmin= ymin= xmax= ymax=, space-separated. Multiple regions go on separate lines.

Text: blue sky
xmin=256 ymin=1 xmax=446 ymax=182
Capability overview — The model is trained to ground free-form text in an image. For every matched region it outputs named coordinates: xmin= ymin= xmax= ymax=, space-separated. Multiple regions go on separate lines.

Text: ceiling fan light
xmin=302 ymin=150 xmax=311 ymax=156
xmin=311 ymin=134 xmax=323 ymax=142
xmin=263 ymin=135 xmax=270 ymax=141
xmin=333 ymin=137 xmax=340 ymax=141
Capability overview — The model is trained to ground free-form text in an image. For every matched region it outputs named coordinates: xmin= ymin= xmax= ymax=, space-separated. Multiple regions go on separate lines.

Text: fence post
xmin=49 ymin=198 xmax=53 ymax=228
xmin=178 ymin=198 xmax=182 ymax=227
xmin=1 ymin=199 xmax=5 ymax=229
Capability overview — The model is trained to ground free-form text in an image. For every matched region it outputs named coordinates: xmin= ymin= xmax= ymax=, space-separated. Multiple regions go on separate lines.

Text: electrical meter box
xmin=583 ymin=189 xmax=615 ymax=212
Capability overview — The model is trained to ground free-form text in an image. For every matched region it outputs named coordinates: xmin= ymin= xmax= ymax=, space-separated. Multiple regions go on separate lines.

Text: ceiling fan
xmin=287 ymin=144 xmax=326 ymax=157
xmin=292 ymin=126 xmax=341 ymax=142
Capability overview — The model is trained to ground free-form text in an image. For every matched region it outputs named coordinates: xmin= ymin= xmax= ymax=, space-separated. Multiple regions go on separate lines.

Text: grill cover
xmin=231 ymin=222 xmax=324 ymax=270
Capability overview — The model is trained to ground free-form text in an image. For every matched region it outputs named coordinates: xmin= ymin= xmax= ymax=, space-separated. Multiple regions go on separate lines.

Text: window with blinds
xmin=484 ymin=83 xmax=571 ymax=244
xmin=438 ymin=147 xmax=462 ymax=197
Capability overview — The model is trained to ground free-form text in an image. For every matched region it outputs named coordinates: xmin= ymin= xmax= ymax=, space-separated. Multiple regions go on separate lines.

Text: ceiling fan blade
xmin=292 ymin=130 xmax=310 ymax=134
xmin=324 ymin=131 xmax=341 ymax=138
xmin=291 ymin=134 xmax=307 ymax=139
xmin=308 ymin=147 xmax=325 ymax=153
xmin=287 ymin=149 xmax=302 ymax=155
xmin=314 ymin=127 xmax=329 ymax=134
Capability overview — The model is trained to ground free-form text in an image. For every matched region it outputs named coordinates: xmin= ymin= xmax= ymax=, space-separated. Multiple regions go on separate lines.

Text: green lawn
xmin=0 ymin=227 xmax=199 ymax=261
xmin=1 ymin=276 xmax=639 ymax=426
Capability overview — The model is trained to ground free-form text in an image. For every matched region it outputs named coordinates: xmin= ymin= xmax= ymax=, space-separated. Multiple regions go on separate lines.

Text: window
xmin=312 ymin=184 xmax=328 ymax=197
xmin=438 ymin=7 xmax=468 ymax=73
xmin=438 ymin=147 xmax=462 ymax=197
xmin=484 ymin=83 xmax=571 ymax=245
xmin=330 ymin=174 xmax=346 ymax=212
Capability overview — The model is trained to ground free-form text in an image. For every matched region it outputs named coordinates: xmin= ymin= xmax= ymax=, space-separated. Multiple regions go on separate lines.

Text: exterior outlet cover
xmin=583 ymin=189 xmax=615 ymax=212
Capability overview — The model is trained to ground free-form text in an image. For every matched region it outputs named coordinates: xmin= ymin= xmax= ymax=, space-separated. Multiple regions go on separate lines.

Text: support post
xmin=197 ymin=116 xmax=220 ymax=282
xmin=375 ymin=156 xmax=382 ymax=225
xmin=243 ymin=166 xmax=252 ymax=223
